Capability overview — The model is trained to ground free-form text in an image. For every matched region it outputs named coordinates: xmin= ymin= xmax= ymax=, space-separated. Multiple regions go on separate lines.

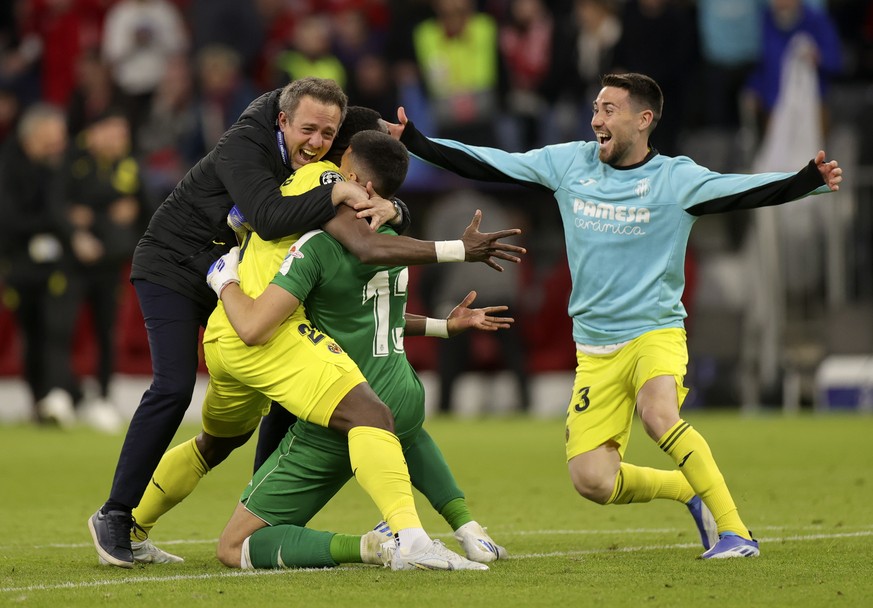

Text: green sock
xmin=440 ymin=497 xmax=473 ymax=531
xmin=248 ymin=525 xmax=337 ymax=568
xmin=329 ymin=534 xmax=363 ymax=564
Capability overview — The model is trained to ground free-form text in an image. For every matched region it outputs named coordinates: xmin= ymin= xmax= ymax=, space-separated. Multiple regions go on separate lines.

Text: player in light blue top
xmin=387 ymin=72 xmax=844 ymax=559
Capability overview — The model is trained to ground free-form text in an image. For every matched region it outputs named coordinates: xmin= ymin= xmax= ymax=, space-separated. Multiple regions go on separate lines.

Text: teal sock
xmin=440 ymin=497 xmax=473 ymax=531
xmin=248 ymin=525 xmax=337 ymax=568
xmin=329 ymin=533 xmax=363 ymax=564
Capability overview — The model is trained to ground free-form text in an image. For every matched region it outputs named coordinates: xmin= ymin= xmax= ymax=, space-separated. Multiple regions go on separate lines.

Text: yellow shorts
xmin=201 ymin=317 xmax=366 ymax=438
xmin=564 ymin=327 xmax=689 ymax=461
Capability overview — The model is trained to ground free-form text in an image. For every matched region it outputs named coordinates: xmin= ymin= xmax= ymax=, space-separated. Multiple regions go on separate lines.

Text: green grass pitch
xmin=1 ymin=412 xmax=872 ymax=607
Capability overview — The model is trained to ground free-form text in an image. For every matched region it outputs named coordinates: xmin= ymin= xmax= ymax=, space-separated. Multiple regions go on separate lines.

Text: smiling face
xmin=277 ymin=95 xmax=342 ymax=170
xmin=590 ymin=86 xmax=652 ymax=167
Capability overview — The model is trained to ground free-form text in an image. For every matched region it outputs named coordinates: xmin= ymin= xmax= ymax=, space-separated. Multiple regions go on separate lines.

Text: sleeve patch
xmin=320 ymin=171 xmax=344 ymax=185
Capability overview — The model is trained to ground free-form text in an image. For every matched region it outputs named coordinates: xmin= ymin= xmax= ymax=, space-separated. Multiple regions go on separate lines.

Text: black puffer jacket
xmin=131 ymin=89 xmax=337 ymax=308
xmin=0 ymin=137 xmax=71 ymax=285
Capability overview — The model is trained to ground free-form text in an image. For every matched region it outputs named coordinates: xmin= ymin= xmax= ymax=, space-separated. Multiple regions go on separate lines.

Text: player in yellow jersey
xmin=131 ymin=121 xmax=524 ymax=569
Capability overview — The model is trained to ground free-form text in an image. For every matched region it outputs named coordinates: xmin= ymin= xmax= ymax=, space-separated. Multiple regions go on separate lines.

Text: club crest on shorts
xmin=326 ymin=341 xmax=343 ymax=354
xmin=320 ymin=171 xmax=344 ymax=185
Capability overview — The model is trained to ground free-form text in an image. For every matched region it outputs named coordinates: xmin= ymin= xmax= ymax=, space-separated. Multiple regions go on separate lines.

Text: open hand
xmin=461 ymin=209 xmax=526 ymax=271
xmin=446 ymin=290 xmax=514 ymax=336
xmin=352 ymin=182 xmax=396 ymax=230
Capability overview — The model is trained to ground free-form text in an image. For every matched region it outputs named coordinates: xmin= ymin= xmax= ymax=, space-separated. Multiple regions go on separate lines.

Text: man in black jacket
xmin=0 ymin=103 xmax=81 ymax=427
xmin=88 ymin=78 xmax=407 ymax=567
xmin=0 ymin=104 xmax=82 ymax=426
xmin=88 ymin=78 xmax=522 ymax=568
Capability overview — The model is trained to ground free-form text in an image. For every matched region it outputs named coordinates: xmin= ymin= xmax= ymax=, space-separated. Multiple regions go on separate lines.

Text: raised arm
xmin=687 ymin=154 xmax=841 ymax=217
xmin=219 ymin=149 xmax=337 ymax=241
xmin=387 ymin=107 xmax=559 ymax=194
xmin=215 ymin=128 xmax=397 ymax=240
xmin=323 ymin=205 xmax=526 ymax=271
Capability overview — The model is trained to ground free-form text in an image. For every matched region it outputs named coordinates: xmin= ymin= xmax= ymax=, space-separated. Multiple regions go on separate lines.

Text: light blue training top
xmin=400 ymin=126 xmax=830 ymax=345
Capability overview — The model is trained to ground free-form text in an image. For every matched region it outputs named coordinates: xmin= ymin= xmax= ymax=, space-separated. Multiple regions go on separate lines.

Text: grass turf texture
xmin=1 ymin=412 xmax=872 ymax=607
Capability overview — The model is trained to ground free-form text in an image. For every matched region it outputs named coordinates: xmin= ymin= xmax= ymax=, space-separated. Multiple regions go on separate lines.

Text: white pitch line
xmin=2 ymin=530 xmax=872 ymax=594
xmin=9 ymin=523 xmax=872 ymax=551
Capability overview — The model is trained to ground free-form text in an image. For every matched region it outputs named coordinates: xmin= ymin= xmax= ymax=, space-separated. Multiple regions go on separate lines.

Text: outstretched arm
xmin=324 ymin=206 xmax=525 ymax=271
xmin=405 ymin=291 xmax=514 ymax=338
xmin=387 ymin=106 xmax=555 ymax=192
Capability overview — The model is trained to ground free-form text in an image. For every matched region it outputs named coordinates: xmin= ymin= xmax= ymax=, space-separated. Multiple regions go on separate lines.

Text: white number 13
xmin=362 ymin=268 xmax=408 ymax=357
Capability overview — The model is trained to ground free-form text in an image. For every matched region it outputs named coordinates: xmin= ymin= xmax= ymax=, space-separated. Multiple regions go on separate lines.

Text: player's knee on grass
xmin=329 ymin=383 xmax=395 ymax=435
xmin=216 ymin=530 xmax=243 ymax=568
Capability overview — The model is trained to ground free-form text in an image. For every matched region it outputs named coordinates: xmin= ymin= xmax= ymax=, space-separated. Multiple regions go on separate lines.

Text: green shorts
xmin=240 ymin=431 xmax=352 ymax=526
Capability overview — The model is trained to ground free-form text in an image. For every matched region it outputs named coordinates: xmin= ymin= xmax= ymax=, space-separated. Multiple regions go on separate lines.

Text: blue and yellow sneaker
xmin=686 ymin=496 xmax=719 ymax=550
xmin=700 ymin=532 xmax=760 ymax=559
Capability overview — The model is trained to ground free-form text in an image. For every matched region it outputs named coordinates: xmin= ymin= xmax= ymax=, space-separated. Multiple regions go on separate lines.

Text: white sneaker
xmin=360 ymin=530 xmax=394 ymax=566
xmin=390 ymin=539 xmax=488 ymax=571
xmin=131 ymin=539 xmax=184 ymax=564
xmin=79 ymin=398 xmax=123 ymax=434
xmin=454 ymin=521 xmax=507 ymax=563
xmin=37 ymin=388 xmax=76 ymax=428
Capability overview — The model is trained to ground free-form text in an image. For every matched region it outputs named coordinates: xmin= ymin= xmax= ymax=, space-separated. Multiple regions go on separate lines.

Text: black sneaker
xmin=88 ymin=509 xmax=134 ymax=568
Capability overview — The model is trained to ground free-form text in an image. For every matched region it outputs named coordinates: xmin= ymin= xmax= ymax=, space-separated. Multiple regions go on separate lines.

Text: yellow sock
xmin=607 ymin=462 xmax=695 ymax=505
xmin=659 ymin=419 xmax=750 ymax=538
xmin=131 ymin=437 xmax=209 ymax=539
xmin=347 ymin=426 xmax=421 ymax=533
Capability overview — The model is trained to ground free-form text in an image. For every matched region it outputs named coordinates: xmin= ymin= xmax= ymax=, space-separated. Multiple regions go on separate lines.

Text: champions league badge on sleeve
xmin=320 ymin=171 xmax=344 ymax=185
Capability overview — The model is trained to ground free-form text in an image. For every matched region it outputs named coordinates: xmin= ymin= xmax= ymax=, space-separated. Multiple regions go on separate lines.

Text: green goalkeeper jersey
xmin=271 ymin=225 xmax=426 ymax=454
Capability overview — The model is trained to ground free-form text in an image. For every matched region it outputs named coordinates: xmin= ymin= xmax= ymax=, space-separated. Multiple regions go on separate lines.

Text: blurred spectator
xmin=745 ymin=0 xmax=842 ymax=139
xmin=274 ymin=13 xmax=347 ymax=88
xmin=546 ymin=0 xmax=622 ymax=142
xmin=137 ymin=53 xmax=201 ymax=208
xmin=101 ymin=0 xmax=188 ymax=140
xmin=0 ymin=86 xmax=20 ymax=145
xmin=187 ymin=0 xmax=264 ymax=76
xmin=1 ymin=0 xmax=107 ymax=107
xmin=55 ymin=108 xmax=145 ymax=433
xmin=497 ymin=0 xmax=553 ymax=150
xmin=251 ymin=0 xmax=309 ymax=90
xmin=66 ymin=49 xmax=125 ymax=139
xmin=695 ymin=0 xmax=764 ymax=129
xmin=321 ymin=0 xmax=391 ymax=27
xmin=611 ymin=0 xmax=696 ymax=156
xmin=193 ymin=44 xmax=259 ymax=150
xmin=421 ymin=189 xmax=530 ymax=414
xmin=412 ymin=0 xmax=500 ymax=145
xmin=333 ymin=7 xmax=387 ymax=73
xmin=347 ymin=53 xmax=399 ymax=121
xmin=333 ymin=8 xmax=396 ymax=117
xmin=0 ymin=103 xmax=82 ymax=427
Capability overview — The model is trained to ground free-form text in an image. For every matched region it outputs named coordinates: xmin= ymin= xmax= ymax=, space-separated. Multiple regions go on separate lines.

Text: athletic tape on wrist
xmin=424 ymin=317 xmax=450 ymax=338
xmin=218 ymin=279 xmax=240 ymax=298
xmin=434 ymin=240 xmax=465 ymax=263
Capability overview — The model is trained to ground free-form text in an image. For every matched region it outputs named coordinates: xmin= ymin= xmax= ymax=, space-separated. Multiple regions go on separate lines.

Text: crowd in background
xmin=1 ymin=0 xmax=871 ymax=427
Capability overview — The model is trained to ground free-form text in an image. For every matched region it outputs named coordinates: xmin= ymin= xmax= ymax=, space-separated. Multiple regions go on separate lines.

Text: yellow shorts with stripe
xmin=564 ymin=328 xmax=689 ymax=461
xmin=201 ymin=317 xmax=366 ymax=438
